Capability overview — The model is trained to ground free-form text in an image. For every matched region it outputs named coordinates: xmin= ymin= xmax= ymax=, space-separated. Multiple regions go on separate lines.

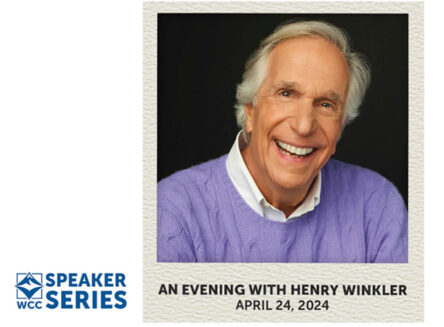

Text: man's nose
xmin=288 ymin=100 xmax=317 ymax=136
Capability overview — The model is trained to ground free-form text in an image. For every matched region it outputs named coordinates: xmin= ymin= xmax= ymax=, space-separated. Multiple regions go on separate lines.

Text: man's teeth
xmin=276 ymin=140 xmax=314 ymax=157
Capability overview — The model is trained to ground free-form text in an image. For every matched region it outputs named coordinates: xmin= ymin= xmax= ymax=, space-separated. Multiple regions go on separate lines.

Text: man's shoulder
xmin=158 ymin=155 xmax=227 ymax=188
xmin=325 ymin=158 xmax=386 ymax=180
xmin=324 ymin=159 xmax=402 ymax=199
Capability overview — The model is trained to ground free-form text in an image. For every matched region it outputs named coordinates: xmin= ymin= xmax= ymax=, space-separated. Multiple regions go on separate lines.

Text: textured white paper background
xmin=144 ymin=1 xmax=424 ymax=322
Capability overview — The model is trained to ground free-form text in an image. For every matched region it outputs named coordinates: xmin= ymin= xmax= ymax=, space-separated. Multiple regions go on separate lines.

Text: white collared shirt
xmin=226 ymin=132 xmax=321 ymax=223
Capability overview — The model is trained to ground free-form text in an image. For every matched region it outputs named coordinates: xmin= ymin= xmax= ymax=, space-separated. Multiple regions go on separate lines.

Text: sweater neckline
xmin=217 ymin=155 xmax=313 ymax=226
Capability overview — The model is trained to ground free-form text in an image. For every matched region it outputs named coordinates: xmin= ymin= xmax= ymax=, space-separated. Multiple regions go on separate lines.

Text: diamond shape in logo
xmin=16 ymin=273 xmax=43 ymax=300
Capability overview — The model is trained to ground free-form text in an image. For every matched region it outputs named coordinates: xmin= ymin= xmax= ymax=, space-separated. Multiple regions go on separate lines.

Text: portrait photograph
xmin=156 ymin=14 xmax=408 ymax=263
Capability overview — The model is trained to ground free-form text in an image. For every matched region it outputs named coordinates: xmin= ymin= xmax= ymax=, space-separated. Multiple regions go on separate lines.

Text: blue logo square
xmin=16 ymin=273 xmax=43 ymax=300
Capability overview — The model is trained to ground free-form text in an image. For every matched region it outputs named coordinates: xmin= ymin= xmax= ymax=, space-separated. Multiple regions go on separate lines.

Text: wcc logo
xmin=15 ymin=272 xmax=127 ymax=310
xmin=15 ymin=273 xmax=43 ymax=309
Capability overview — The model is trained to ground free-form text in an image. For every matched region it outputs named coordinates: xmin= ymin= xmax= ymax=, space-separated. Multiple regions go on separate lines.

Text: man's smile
xmin=274 ymin=139 xmax=317 ymax=159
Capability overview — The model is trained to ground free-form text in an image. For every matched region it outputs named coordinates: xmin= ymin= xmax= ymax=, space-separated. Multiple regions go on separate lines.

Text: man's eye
xmin=321 ymin=102 xmax=332 ymax=108
xmin=281 ymin=91 xmax=291 ymax=97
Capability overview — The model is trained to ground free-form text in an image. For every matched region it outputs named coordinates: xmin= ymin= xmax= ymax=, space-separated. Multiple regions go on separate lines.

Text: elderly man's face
xmin=244 ymin=36 xmax=349 ymax=199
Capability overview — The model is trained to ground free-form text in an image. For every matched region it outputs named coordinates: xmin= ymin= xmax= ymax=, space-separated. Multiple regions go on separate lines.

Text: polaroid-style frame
xmin=144 ymin=1 xmax=423 ymax=322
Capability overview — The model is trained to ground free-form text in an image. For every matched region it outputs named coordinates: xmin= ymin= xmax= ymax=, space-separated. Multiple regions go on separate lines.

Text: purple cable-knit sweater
xmin=157 ymin=155 xmax=407 ymax=263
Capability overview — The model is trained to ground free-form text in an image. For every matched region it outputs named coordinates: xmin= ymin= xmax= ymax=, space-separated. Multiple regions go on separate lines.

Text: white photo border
xmin=143 ymin=1 xmax=423 ymax=322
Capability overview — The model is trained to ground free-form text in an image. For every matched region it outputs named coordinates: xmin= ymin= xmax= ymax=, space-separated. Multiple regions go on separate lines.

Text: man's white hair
xmin=235 ymin=20 xmax=371 ymax=142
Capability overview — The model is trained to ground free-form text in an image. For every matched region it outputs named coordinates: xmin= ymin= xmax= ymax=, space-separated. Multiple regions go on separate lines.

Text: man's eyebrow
xmin=321 ymin=90 xmax=344 ymax=105
xmin=271 ymin=81 xmax=303 ymax=90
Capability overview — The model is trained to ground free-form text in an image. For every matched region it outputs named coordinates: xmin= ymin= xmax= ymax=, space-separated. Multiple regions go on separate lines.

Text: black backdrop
xmin=157 ymin=14 xmax=408 ymax=206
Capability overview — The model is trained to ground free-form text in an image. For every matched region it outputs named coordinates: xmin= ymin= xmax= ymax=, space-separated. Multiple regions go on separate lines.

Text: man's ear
xmin=245 ymin=103 xmax=254 ymax=133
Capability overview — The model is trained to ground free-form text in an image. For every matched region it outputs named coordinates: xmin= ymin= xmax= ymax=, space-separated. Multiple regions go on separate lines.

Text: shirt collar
xmin=226 ymin=132 xmax=321 ymax=223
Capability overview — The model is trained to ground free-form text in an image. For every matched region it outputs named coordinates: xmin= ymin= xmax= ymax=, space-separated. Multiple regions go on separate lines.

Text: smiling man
xmin=157 ymin=21 xmax=407 ymax=263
